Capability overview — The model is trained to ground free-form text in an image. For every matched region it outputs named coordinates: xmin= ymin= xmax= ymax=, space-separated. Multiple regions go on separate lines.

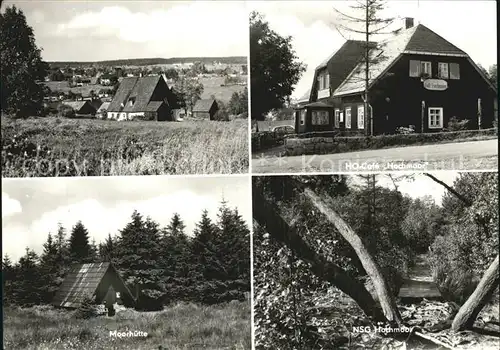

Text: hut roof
xmin=193 ymin=98 xmax=217 ymax=112
xmin=51 ymin=262 xmax=134 ymax=308
xmin=62 ymin=101 xmax=88 ymax=111
xmin=97 ymin=102 xmax=110 ymax=113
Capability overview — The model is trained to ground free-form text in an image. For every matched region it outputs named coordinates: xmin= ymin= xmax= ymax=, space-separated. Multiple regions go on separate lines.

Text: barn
xmin=192 ymin=99 xmax=219 ymax=120
xmin=52 ymin=262 xmax=135 ymax=309
xmin=62 ymin=101 xmax=97 ymax=118
xmin=296 ymin=18 xmax=497 ymax=135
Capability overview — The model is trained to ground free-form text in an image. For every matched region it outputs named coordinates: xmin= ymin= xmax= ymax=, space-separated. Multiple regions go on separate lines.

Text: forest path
xmin=398 ymin=254 xmax=442 ymax=299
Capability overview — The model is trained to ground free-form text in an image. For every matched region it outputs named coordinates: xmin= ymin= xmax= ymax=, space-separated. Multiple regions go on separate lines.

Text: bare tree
xmin=332 ymin=0 xmax=397 ymax=136
xmin=451 ymin=255 xmax=499 ymax=331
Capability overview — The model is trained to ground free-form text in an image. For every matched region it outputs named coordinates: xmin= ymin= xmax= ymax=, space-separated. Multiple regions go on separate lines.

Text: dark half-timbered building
xmin=295 ymin=18 xmax=498 ymax=135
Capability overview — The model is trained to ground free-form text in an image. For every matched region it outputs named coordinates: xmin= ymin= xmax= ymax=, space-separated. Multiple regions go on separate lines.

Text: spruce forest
xmin=3 ymin=201 xmax=250 ymax=310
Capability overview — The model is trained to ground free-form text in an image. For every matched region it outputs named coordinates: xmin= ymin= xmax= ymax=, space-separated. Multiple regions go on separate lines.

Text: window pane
xmin=409 ymin=60 xmax=420 ymax=77
xmin=450 ymin=63 xmax=460 ymax=79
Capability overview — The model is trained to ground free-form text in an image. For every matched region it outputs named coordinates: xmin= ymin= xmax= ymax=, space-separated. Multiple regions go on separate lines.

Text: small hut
xmin=52 ymin=262 xmax=135 ymax=310
xmin=192 ymin=99 xmax=219 ymax=120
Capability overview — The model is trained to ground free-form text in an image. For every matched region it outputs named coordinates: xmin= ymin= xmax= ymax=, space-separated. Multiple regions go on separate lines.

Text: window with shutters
xmin=438 ymin=63 xmax=449 ymax=79
xmin=449 ymin=63 xmax=460 ymax=79
xmin=428 ymin=107 xmax=443 ymax=129
xmin=334 ymin=109 xmax=340 ymax=128
xmin=312 ymin=110 xmax=329 ymax=125
xmin=409 ymin=60 xmax=420 ymax=77
xmin=345 ymin=107 xmax=351 ymax=129
xmin=357 ymin=105 xmax=365 ymax=129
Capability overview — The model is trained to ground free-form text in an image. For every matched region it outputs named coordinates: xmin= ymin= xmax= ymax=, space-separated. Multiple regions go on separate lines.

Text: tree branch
xmin=423 ymin=173 xmax=473 ymax=206
xmin=252 ymin=183 xmax=387 ymax=323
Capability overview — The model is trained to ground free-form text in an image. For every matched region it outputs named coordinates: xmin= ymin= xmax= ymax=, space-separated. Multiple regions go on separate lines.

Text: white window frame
xmin=334 ymin=108 xmax=340 ymax=128
xmin=345 ymin=107 xmax=352 ymax=129
xmin=357 ymin=105 xmax=365 ymax=129
xmin=421 ymin=61 xmax=432 ymax=76
xmin=438 ymin=62 xmax=449 ymax=79
xmin=428 ymin=107 xmax=443 ymax=129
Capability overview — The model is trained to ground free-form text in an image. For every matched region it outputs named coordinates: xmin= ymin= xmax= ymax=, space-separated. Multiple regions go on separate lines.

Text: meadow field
xmin=1 ymin=117 xmax=249 ymax=177
xmin=3 ymin=301 xmax=251 ymax=350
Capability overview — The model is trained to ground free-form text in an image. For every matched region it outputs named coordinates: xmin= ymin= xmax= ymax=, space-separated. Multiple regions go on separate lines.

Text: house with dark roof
xmin=295 ymin=18 xmax=497 ymax=135
xmin=107 ymin=75 xmax=177 ymax=121
xmin=192 ymin=99 xmax=219 ymax=120
xmin=52 ymin=262 xmax=135 ymax=309
xmin=61 ymin=101 xmax=97 ymax=118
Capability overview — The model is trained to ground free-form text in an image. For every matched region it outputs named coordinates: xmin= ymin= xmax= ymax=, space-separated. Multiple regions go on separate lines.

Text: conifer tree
xmin=161 ymin=213 xmax=191 ymax=302
xmin=99 ymin=233 xmax=117 ymax=263
xmin=2 ymin=254 xmax=15 ymax=305
xmin=216 ymin=202 xmax=251 ymax=298
xmin=191 ymin=210 xmax=222 ymax=281
xmin=115 ymin=211 xmax=164 ymax=309
xmin=68 ymin=221 xmax=92 ymax=263
xmin=39 ymin=233 xmax=61 ymax=302
xmin=12 ymin=248 xmax=42 ymax=305
xmin=55 ymin=223 xmax=71 ymax=279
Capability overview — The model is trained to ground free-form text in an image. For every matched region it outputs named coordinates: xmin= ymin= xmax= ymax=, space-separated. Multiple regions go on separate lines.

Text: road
xmin=252 ymin=139 xmax=498 ymax=173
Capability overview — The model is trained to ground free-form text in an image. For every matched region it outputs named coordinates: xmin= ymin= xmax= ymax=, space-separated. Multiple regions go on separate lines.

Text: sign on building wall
xmin=423 ymin=79 xmax=448 ymax=91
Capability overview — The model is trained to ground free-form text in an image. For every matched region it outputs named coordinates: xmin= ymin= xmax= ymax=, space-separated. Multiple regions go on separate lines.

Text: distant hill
xmin=49 ymin=56 xmax=247 ymax=68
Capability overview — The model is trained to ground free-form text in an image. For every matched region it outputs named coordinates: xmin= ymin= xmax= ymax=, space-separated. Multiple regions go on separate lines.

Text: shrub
xmin=58 ymin=105 xmax=75 ymax=118
xmin=74 ymin=295 xmax=99 ymax=319
xmin=447 ymin=116 xmax=470 ymax=131
xmin=285 ymin=128 xmax=497 ymax=156
xmin=395 ymin=125 xmax=415 ymax=134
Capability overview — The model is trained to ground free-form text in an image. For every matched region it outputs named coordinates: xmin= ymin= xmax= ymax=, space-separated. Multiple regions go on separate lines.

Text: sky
xmin=250 ymin=0 xmax=498 ymax=99
xmin=373 ymin=171 xmax=459 ymax=206
xmin=2 ymin=175 xmax=251 ymax=262
xmin=4 ymin=0 xmax=248 ymax=61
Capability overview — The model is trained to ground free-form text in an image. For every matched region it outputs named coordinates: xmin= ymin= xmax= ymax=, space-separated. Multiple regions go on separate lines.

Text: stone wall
xmin=285 ymin=128 xmax=498 ymax=157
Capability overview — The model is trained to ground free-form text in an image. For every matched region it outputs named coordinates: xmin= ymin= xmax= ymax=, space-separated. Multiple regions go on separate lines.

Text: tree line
xmin=253 ymin=173 xmax=498 ymax=348
xmin=2 ymin=201 xmax=250 ymax=310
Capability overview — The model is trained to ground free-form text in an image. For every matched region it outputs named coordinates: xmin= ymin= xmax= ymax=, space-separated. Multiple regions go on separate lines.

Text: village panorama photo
xmin=1 ymin=1 xmax=250 ymax=177
xmin=2 ymin=175 xmax=252 ymax=349
xmin=250 ymin=1 xmax=498 ymax=174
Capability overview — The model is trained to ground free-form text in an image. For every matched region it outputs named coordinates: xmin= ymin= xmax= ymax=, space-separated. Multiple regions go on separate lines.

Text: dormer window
xmin=128 ymin=97 xmax=136 ymax=106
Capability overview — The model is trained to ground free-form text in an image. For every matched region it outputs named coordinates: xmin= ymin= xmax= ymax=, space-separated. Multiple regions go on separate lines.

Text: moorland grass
xmin=1 ymin=117 xmax=249 ymax=177
xmin=3 ymin=300 xmax=251 ymax=350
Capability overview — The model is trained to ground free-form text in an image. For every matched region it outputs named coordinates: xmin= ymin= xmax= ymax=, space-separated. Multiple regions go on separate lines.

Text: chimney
xmin=405 ymin=17 xmax=414 ymax=29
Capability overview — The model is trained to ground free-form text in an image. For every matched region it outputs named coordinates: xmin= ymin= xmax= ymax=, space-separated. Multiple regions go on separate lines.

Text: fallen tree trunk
xmin=252 ymin=185 xmax=387 ymax=323
xmin=302 ymin=187 xmax=403 ymax=325
xmin=451 ymin=255 xmax=499 ymax=331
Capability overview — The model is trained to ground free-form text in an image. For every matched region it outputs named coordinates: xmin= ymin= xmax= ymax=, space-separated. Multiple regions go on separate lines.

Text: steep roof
xmin=144 ymin=101 xmax=164 ymax=112
xmin=62 ymin=101 xmax=90 ymax=111
xmin=312 ymin=40 xmax=373 ymax=101
xmin=333 ymin=24 xmax=475 ymax=97
xmin=51 ymin=262 xmax=133 ymax=308
xmin=107 ymin=75 xmax=169 ymax=112
xmin=193 ymin=98 xmax=217 ymax=112
xmin=107 ymin=77 xmax=139 ymax=112
xmin=97 ymin=102 xmax=110 ymax=113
